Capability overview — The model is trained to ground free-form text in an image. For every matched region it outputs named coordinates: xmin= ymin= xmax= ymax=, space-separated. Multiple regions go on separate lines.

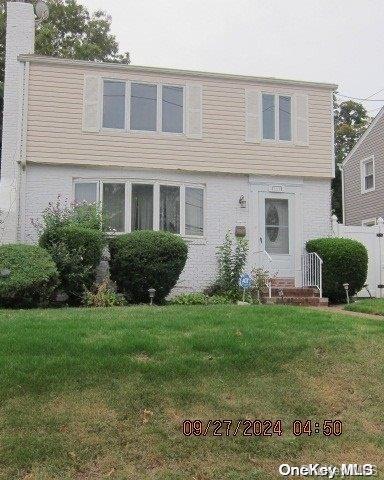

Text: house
xmin=341 ymin=107 xmax=384 ymax=226
xmin=0 ymin=1 xmax=336 ymax=297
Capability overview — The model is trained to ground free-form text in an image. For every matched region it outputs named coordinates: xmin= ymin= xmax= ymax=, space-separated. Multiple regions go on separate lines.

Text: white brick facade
xmin=22 ymin=164 xmax=331 ymax=292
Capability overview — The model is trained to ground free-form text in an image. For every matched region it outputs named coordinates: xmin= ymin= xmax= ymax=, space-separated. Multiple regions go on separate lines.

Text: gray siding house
xmin=341 ymin=107 xmax=384 ymax=226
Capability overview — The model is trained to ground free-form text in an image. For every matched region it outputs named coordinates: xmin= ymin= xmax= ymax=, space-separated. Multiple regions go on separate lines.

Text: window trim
xmin=360 ymin=155 xmax=375 ymax=194
xmin=73 ymin=178 xmax=205 ymax=238
xmin=101 ymin=79 xmax=185 ymax=136
xmin=261 ymin=91 xmax=293 ymax=144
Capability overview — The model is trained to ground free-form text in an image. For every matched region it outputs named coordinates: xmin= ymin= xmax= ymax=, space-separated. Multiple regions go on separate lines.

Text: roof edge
xmin=18 ymin=54 xmax=338 ymax=90
xmin=341 ymin=106 xmax=384 ymax=169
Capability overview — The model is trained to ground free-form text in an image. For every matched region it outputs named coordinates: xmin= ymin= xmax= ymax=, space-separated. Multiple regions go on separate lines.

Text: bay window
xmin=102 ymin=183 xmax=125 ymax=232
xmin=160 ymin=185 xmax=180 ymax=233
xmin=74 ymin=181 xmax=204 ymax=237
xmin=131 ymin=184 xmax=154 ymax=230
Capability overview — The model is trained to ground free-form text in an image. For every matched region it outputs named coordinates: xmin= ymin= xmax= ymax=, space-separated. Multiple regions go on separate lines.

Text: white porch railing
xmin=301 ymin=252 xmax=323 ymax=298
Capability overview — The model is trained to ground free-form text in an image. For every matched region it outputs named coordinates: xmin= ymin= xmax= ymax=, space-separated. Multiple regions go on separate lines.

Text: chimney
xmin=0 ymin=1 xmax=35 ymax=244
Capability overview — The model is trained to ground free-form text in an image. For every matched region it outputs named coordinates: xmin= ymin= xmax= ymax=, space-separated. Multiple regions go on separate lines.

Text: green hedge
xmin=0 ymin=244 xmax=58 ymax=308
xmin=40 ymin=225 xmax=105 ymax=305
xmin=306 ymin=237 xmax=368 ymax=304
xmin=110 ymin=230 xmax=188 ymax=303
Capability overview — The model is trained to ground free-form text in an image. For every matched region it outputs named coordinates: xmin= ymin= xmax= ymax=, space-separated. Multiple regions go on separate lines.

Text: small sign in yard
xmin=239 ymin=273 xmax=252 ymax=303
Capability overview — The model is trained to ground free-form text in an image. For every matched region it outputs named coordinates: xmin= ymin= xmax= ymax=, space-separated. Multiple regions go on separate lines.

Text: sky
xmin=82 ymin=0 xmax=384 ymax=117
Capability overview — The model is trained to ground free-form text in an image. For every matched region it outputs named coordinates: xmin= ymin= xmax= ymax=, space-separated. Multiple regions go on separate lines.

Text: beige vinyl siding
xmin=26 ymin=62 xmax=334 ymax=178
xmin=343 ymin=113 xmax=384 ymax=225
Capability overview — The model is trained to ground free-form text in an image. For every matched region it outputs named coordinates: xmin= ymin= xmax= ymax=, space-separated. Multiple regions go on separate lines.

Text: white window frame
xmin=101 ymin=79 xmax=185 ymax=136
xmin=73 ymin=178 xmax=205 ymax=238
xmin=362 ymin=217 xmax=377 ymax=227
xmin=261 ymin=91 xmax=293 ymax=144
xmin=360 ymin=155 xmax=375 ymax=194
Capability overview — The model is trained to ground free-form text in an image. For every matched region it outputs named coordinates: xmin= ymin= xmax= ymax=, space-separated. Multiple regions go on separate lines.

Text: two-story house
xmin=0 ymin=2 xmax=336 ymax=294
xmin=341 ymin=107 xmax=384 ymax=226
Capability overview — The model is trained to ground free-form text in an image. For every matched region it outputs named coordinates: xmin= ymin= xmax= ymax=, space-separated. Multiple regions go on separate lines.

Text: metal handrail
xmin=256 ymin=249 xmax=273 ymax=298
xmin=301 ymin=252 xmax=323 ymax=298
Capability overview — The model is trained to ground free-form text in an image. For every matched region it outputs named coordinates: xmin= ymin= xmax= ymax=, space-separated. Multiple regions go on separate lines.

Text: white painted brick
xmin=22 ymin=164 xmax=331 ymax=292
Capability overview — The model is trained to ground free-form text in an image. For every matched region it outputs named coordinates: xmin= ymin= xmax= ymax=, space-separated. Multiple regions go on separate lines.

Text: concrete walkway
xmin=307 ymin=304 xmax=383 ymax=320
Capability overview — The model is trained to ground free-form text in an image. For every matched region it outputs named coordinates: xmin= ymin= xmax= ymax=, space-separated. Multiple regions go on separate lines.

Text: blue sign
xmin=239 ymin=273 xmax=252 ymax=289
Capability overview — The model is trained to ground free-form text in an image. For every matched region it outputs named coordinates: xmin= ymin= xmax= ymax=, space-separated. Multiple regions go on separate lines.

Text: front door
xmin=259 ymin=192 xmax=294 ymax=278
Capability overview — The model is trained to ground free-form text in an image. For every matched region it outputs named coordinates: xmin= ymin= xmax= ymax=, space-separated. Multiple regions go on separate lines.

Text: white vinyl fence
xmin=331 ymin=215 xmax=384 ymax=298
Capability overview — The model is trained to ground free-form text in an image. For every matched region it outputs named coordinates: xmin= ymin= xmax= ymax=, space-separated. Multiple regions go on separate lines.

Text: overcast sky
xmin=82 ymin=0 xmax=384 ymax=116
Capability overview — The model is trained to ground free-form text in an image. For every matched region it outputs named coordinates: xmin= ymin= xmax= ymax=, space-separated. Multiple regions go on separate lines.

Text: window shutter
xmin=186 ymin=83 xmax=203 ymax=139
xmin=82 ymin=75 xmax=101 ymax=132
xmin=295 ymin=94 xmax=309 ymax=146
xmin=245 ymin=88 xmax=261 ymax=143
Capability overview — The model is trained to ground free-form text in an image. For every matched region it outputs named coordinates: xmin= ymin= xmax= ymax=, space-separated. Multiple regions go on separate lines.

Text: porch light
xmin=148 ymin=287 xmax=156 ymax=306
xmin=343 ymin=283 xmax=350 ymax=304
xmin=239 ymin=195 xmax=246 ymax=208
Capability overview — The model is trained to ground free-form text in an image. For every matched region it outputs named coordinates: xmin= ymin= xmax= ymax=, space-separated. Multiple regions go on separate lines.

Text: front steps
xmin=264 ymin=278 xmax=328 ymax=306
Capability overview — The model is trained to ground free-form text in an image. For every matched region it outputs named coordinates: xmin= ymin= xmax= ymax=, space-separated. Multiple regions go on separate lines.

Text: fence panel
xmin=331 ymin=215 xmax=384 ymax=298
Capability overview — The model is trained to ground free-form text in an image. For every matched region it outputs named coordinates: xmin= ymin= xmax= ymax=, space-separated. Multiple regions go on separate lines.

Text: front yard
xmin=0 ymin=305 xmax=383 ymax=479
xmin=345 ymin=298 xmax=384 ymax=316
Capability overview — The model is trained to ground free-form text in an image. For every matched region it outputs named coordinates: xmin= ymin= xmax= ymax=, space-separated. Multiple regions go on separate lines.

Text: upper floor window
xmin=101 ymin=80 xmax=184 ymax=134
xmin=130 ymin=83 xmax=157 ymax=131
xmin=361 ymin=156 xmax=375 ymax=193
xmin=102 ymin=80 xmax=126 ymax=129
xmin=262 ymin=93 xmax=292 ymax=141
xmin=162 ymin=85 xmax=184 ymax=133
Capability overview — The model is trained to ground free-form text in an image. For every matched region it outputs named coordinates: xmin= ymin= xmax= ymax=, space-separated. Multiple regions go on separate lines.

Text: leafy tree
xmin=0 ymin=0 xmax=130 ymax=151
xmin=332 ymin=98 xmax=370 ymax=220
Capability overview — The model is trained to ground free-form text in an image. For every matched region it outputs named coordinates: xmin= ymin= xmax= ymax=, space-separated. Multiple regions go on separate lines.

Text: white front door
xmin=259 ymin=192 xmax=294 ymax=278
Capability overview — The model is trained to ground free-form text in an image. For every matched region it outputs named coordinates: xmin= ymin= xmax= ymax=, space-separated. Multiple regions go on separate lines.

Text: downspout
xmin=340 ymin=164 xmax=346 ymax=225
xmin=16 ymin=60 xmax=30 ymax=242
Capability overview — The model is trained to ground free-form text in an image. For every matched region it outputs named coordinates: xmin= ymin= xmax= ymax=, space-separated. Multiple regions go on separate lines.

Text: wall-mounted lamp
xmin=239 ymin=195 xmax=246 ymax=208
xmin=148 ymin=287 xmax=156 ymax=306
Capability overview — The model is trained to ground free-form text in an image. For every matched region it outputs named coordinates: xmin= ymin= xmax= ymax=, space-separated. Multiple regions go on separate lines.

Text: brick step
xmin=268 ymin=287 xmax=320 ymax=298
xmin=265 ymin=297 xmax=329 ymax=306
xmin=270 ymin=277 xmax=295 ymax=288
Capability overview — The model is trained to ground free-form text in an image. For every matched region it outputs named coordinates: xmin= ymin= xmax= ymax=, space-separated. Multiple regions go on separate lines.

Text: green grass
xmin=0 ymin=305 xmax=383 ymax=479
xmin=345 ymin=298 xmax=384 ymax=316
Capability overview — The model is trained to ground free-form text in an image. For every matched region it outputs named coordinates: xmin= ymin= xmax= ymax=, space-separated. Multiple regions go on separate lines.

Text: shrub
xmin=109 ymin=230 xmax=188 ymax=303
xmin=40 ymin=225 xmax=105 ymax=305
xmin=206 ymin=232 xmax=248 ymax=300
xmin=169 ymin=292 xmax=232 ymax=305
xmin=306 ymin=237 xmax=368 ymax=304
xmin=0 ymin=244 xmax=58 ymax=308
xmin=83 ymin=281 xmax=127 ymax=307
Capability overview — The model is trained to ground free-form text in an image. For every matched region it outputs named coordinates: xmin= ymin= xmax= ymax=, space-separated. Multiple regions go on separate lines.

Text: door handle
xmin=259 ymin=236 xmax=263 ymax=244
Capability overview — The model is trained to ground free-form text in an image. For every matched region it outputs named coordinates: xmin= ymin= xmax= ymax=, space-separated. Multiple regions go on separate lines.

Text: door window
xmin=265 ymin=198 xmax=289 ymax=254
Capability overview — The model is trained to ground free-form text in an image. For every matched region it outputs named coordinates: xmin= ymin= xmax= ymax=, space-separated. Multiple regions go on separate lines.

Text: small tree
xmin=212 ymin=231 xmax=248 ymax=299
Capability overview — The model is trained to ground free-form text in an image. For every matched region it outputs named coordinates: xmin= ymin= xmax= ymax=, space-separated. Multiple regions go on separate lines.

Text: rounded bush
xmin=109 ymin=231 xmax=188 ymax=303
xmin=306 ymin=237 xmax=368 ymax=304
xmin=0 ymin=244 xmax=58 ymax=308
xmin=40 ymin=225 xmax=105 ymax=304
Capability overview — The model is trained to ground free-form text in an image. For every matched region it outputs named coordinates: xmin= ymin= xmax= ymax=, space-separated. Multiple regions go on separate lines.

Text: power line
xmin=365 ymin=87 xmax=384 ymax=100
xmin=336 ymin=92 xmax=384 ymax=102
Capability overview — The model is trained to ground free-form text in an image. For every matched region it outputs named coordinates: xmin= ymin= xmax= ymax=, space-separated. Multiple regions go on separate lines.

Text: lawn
xmin=0 ymin=305 xmax=383 ymax=479
xmin=345 ymin=298 xmax=384 ymax=316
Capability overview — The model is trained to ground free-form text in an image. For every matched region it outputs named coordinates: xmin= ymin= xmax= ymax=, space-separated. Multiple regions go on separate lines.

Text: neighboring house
xmin=341 ymin=107 xmax=384 ymax=226
xmin=0 ymin=2 xmax=336 ymax=294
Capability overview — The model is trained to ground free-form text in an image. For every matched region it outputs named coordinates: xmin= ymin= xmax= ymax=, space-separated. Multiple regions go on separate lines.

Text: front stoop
xmin=263 ymin=283 xmax=328 ymax=307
